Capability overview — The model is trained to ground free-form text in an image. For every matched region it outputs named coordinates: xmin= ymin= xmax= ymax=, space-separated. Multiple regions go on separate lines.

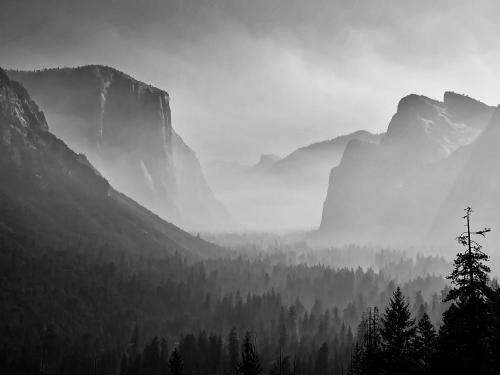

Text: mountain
xmin=0 ymin=67 xmax=223 ymax=258
xmin=430 ymin=104 xmax=500 ymax=246
xmin=316 ymin=92 xmax=495 ymax=247
xmin=7 ymin=66 xmax=232 ymax=232
xmin=204 ymin=130 xmax=381 ymax=231
xmin=272 ymin=130 xmax=382 ymax=182
xmin=250 ymin=153 xmax=282 ymax=172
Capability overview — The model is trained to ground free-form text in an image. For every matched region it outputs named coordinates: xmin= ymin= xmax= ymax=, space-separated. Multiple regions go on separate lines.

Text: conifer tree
xmin=237 ymin=332 xmax=262 ymax=375
xmin=169 ymin=348 xmax=187 ymax=375
xmin=445 ymin=207 xmax=491 ymax=305
xmin=363 ymin=307 xmax=382 ymax=375
xmin=412 ymin=311 xmax=436 ymax=375
xmin=348 ymin=343 xmax=363 ymax=375
xmin=381 ymin=287 xmax=415 ymax=375
xmin=436 ymin=207 xmax=492 ymax=375
xmin=314 ymin=342 xmax=329 ymax=375
xmin=228 ymin=327 xmax=240 ymax=375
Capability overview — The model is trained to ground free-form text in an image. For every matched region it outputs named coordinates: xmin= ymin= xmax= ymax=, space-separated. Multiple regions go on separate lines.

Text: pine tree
xmin=314 ymin=342 xmax=329 ymax=375
xmin=362 ymin=307 xmax=382 ymax=375
xmin=381 ymin=287 xmax=416 ymax=375
xmin=278 ymin=307 xmax=288 ymax=353
xmin=445 ymin=207 xmax=491 ymax=305
xmin=436 ymin=207 xmax=493 ymax=375
xmin=237 ymin=332 xmax=262 ymax=375
xmin=348 ymin=343 xmax=363 ymax=375
xmin=169 ymin=348 xmax=187 ymax=375
xmin=228 ymin=328 xmax=240 ymax=375
xmin=412 ymin=311 xmax=436 ymax=375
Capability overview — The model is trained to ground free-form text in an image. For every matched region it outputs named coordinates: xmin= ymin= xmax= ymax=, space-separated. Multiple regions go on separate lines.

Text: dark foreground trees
xmin=350 ymin=207 xmax=500 ymax=375
xmin=168 ymin=348 xmax=186 ymax=375
xmin=238 ymin=332 xmax=262 ymax=375
xmin=434 ymin=207 xmax=497 ymax=375
xmin=3 ymin=206 xmax=500 ymax=375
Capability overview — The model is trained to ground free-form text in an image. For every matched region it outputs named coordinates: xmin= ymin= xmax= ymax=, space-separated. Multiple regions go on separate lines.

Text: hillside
xmin=8 ymin=66 xmax=233 ymax=232
xmin=0 ymin=67 xmax=223 ymax=258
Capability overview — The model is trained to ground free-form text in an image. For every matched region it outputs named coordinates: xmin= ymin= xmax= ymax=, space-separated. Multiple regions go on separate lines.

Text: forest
xmin=2 ymin=208 xmax=498 ymax=375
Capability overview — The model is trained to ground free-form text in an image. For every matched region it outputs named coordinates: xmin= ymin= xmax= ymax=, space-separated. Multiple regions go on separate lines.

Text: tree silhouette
xmin=237 ymin=332 xmax=262 ymax=375
xmin=437 ymin=207 xmax=493 ymax=375
xmin=348 ymin=343 xmax=363 ymax=375
xmin=445 ymin=206 xmax=491 ymax=304
xmin=228 ymin=328 xmax=240 ymax=375
xmin=314 ymin=342 xmax=329 ymax=375
xmin=381 ymin=287 xmax=415 ymax=375
xmin=363 ymin=307 xmax=382 ymax=375
xmin=412 ymin=311 xmax=436 ymax=375
xmin=169 ymin=348 xmax=187 ymax=375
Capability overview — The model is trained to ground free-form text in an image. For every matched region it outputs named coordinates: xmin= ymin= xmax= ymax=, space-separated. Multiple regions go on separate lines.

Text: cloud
xmin=1 ymin=0 xmax=500 ymax=163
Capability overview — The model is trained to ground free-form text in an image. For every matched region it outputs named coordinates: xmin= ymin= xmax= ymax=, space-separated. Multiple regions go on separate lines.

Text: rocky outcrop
xmin=8 ymin=66 xmax=232 ymax=232
xmin=0 ymin=67 xmax=222 ymax=257
xmin=429 ymin=105 xmax=500 ymax=246
xmin=273 ymin=130 xmax=382 ymax=180
xmin=316 ymin=92 xmax=494 ymax=246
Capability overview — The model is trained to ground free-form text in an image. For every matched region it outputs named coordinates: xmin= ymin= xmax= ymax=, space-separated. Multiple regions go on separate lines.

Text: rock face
xmin=317 ymin=92 xmax=495 ymax=247
xmin=204 ymin=130 xmax=381 ymax=231
xmin=430 ymin=104 xmax=500 ymax=246
xmin=8 ymin=66 xmax=232 ymax=232
xmin=0 ymin=67 xmax=222 ymax=257
xmin=272 ymin=130 xmax=382 ymax=181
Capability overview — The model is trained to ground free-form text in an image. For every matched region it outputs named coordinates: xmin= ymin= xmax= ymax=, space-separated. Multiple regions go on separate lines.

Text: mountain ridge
xmin=316 ymin=91 xmax=496 ymax=247
xmin=0 ymin=67 xmax=223 ymax=258
xmin=8 ymin=65 xmax=233 ymax=232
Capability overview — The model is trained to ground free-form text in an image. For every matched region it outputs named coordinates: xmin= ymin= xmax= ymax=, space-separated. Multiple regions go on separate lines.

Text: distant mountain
xmin=0 ymin=67 xmax=223 ymax=258
xmin=204 ymin=130 xmax=381 ymax=231
xmin=316 ymin=92 xmax=495 ymax=247
xmin=250 ymin=154 xmax=282 ymax=173
xmin=8 ymin=66 xmax=233 ymax=232
xmin=272 ymin=130 xmax=382 ymax=182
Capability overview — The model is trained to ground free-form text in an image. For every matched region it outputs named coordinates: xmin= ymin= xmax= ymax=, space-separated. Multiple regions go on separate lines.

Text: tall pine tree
xmin=237 ymin=332 xmax=262 ymax=375
xmin=228 ymin=328 xmax=240 ymax=375
xmin=169 ymin=348 xmax=187 ymax=375
xmin=412 ymin=311 xmax=436 ymax=375
xmin=380 ymin=287 xmax=415 ymax=375
xmin=436 ymin=207 xmax=492 ymax=375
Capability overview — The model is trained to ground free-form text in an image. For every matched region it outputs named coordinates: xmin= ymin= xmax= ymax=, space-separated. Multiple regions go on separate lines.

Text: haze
xmin=1 ymin=0 xmax=500 ymax=164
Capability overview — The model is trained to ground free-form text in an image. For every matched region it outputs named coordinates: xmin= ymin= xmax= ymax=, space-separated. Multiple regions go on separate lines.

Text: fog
xmin=3 ymin=3 xmax=500 ymax=372
xmin=2 ymin=0 xmax=500 ymax=164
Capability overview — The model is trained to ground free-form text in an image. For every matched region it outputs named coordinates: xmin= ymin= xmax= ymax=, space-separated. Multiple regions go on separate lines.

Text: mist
xmin=2 ymin=0 xmax=500 ymax=164
xmin=2 ymin=2 xmax=500 ymax=374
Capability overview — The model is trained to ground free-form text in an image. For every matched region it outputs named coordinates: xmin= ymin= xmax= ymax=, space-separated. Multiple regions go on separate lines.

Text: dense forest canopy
xmin=0 ymin=229 xmax=455 ymax=375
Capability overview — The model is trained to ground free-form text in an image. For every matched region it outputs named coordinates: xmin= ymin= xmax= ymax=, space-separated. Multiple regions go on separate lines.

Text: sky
xmin=1 ymin=0 xmax=500 ymax=164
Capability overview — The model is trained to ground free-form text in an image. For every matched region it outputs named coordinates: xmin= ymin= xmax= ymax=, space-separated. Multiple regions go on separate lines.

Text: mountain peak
xmin=257 ymin=153 xmax=281 ymax=164
xmin=443 ymin=91 xmax=485 ymax=106
xmin=252 ymin=153 xmax=281 ymax=171
xmin=443 ymin=91 xmax=493 ymax=126
xmin=396 ymin=93 xmax=442 ymax=114
xmin=0 ymin=68 xmax=49 ymax=133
